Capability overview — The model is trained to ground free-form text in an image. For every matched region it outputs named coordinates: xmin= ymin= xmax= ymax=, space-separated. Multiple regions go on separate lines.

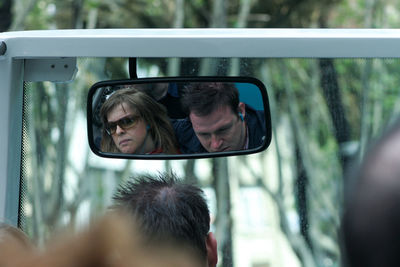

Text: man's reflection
xmin=100 ymin=88 xmax=180 ymax=154
xmin=174 ymin=82 xmax=266 ymax=153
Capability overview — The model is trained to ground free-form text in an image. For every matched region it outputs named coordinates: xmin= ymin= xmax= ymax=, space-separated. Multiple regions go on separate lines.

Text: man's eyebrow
xmin=215 ymin=122 xmax=233 ymax=132
xmin=197 ymin=122 xmax=233 ymax=136
xmin=197 ymin=131 xmax=211 ymax=136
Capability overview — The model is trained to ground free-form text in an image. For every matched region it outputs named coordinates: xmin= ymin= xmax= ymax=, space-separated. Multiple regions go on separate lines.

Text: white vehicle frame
xmin=1 ymin=28 xmax=400 ymax=226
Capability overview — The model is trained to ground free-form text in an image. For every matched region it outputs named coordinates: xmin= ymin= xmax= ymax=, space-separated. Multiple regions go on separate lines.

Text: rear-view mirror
xmin=87 ymin=77 xmax=271 ymax=159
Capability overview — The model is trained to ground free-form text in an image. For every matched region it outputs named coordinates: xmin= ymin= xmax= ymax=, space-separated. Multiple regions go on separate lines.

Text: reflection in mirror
xmin=89 ymin=78 xmax=270 ymax=158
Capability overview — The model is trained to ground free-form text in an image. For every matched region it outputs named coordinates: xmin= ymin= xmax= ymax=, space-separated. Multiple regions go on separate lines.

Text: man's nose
xmin=115 ymin=125 xmax=125 ymax=135
xmin=210 ymin=135 xmax=223 ymax=150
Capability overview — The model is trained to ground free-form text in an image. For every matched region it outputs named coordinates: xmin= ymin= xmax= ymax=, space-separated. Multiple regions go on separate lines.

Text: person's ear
xmin=206 ymin=232 xmax=218 ymax=267
xmin=238 ymin=102 xmax=246 ymax=121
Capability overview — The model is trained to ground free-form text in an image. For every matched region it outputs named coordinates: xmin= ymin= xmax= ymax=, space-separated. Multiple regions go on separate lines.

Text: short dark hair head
xmin=342 ymin=120 xmax=400 ymax=267
xmin=112 ymin=172 xmax=210 ymax=261
xmin=181 ymin=82 xmax=239 ymax=117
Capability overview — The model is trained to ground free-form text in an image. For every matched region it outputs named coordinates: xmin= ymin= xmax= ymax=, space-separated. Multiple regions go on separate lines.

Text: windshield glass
xmin=19 ymin=57 xmax=400 ymax=267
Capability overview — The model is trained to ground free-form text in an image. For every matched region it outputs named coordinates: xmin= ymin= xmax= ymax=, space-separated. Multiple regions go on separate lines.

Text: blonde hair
xmin=100 ymin=88 xmax=179 ymax=154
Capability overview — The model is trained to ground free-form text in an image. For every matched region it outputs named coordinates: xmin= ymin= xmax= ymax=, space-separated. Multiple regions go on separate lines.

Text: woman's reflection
xmin=100 ymin=88 xmax=179 ymax=154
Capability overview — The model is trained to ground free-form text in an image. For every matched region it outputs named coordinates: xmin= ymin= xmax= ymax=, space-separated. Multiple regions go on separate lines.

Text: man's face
xmin=189 ymin=103 xmax=246 ymax=152
xmin=106 ymin=103 xmax=148 ymax=154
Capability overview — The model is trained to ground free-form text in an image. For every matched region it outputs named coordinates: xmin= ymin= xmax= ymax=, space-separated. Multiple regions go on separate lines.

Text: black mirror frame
xmin=87 ymin=76 xmax=272 ymax=159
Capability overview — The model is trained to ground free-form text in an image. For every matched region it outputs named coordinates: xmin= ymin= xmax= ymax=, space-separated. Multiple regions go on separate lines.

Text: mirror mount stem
xmin=129 ymin=58 xmax=138 ymax=79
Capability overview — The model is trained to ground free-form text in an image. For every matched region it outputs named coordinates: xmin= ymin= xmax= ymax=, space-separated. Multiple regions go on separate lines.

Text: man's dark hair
xmin=341 ymin=120 xmax=400 ymax=267
xmin=112 ymin=172 xmax=210 ymax=261
xmin=181 ymin=82 xmax=239 ymax=117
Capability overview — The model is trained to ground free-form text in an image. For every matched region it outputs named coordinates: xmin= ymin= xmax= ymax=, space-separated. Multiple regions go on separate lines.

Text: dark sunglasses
xmin=105 ymin=115 xmax=140 ymax=135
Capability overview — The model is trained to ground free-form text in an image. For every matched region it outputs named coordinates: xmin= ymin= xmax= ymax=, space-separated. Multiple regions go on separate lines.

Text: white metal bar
xmin=1 ymin=28 xmax=400 ymax=58
xmin=24 ymin=58 xmax=77 ymax=82
xmin=0 ymin=57 xmax=23 ymax=226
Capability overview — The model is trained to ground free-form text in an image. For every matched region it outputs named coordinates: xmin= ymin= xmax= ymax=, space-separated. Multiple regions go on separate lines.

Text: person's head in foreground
xmin=342 ymin=120 xmax=400 ymax=267
xmin=100 ymin=88 xmax=179 ymax=154
xmin=112 ymin=172 xmax=218 ymax=267
xmin=0 ymin=223 xmax=33 ymax=266
xmin=181 ymin=82 xmax=247 ymax=152
xmin=0 ymin=222 xmax=32 ymax=246
xmin=0 ymin=213 xmax=146 ymax=267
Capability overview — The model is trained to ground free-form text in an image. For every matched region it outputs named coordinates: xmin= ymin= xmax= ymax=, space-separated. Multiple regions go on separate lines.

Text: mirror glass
xmin=87 ymin=77 xmax=271 ymax=158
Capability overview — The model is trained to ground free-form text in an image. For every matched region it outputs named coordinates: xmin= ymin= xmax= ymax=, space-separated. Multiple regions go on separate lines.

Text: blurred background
xmin=3 ymin=1 xmax=400 ymax=267
xmin=2 ymin=0 xmax=400 ymax=31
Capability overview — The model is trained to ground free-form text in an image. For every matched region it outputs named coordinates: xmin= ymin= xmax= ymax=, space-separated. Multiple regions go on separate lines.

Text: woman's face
xmin=106 ymin=103 xmax=149 ymax=154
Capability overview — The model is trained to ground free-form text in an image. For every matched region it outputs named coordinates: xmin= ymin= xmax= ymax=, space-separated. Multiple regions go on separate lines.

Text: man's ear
xmin=206 ymin=232 xmax=218 ymax=267
xmin=238 ymin=102 xmax=246 ymax=120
